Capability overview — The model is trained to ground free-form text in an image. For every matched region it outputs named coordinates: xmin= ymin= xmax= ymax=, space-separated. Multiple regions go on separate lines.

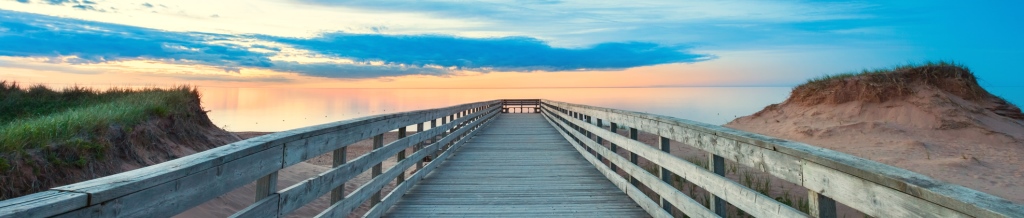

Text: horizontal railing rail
xmin=501 ymin=99 xmax=540 ymax=113
xmin=540 ymin=99 xmax=1024 ymax=218
xmin=0 ymin=100 xmax=503 ymax=218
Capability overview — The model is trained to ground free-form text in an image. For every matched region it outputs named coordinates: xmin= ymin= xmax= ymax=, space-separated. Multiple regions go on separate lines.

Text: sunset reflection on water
xmin=199 ymin=87 xmax=792 ymax=132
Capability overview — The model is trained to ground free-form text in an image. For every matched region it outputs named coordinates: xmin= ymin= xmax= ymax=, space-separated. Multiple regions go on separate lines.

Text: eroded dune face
xmin=726 ymin=66 xmax=1024 ymax=203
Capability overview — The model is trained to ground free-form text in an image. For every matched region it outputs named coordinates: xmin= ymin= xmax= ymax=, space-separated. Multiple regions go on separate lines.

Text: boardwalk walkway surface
xmin=384 ymin=113 xmax=648 ymax=217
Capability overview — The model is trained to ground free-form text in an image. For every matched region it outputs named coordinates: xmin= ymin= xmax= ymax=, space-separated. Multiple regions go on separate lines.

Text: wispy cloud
xmin=0 ymin=9 xmax=707 ymax=79
xmin=25 ymin=0 xmax=107 ymax=12
xmin=269 ymin=33 xmax=708 ymax=72
xmin=295 ymin=0 xmax=877 ymax=47
xmin=0 ymin=10 xmax=272 ymax=69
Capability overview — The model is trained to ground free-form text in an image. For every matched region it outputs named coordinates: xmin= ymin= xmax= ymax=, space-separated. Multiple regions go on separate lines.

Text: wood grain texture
xmin=231 ymin=194 xmax=280 ymax=218
xmin=48 ymin=101 xmax=495 ymax=202
xmin=544 ymin=104 xmax=807 ymax=218
xmin=364 ymin=111 xmax=497 ymax=218
xmin=12 ymin=99 xmax=1022 ymax=217
xmin=543 ymin=99 xmax=1024 ymax=217
xmin=0 ymin=191 xmax=87 ymax=218
xmin=383 ymin=114 xmax=649 ymax=217
xmin=272 ymin=108 xmax=499 ymax=216
xmin=803 ymin=162 xmax=969 ymax=217
xmin=542 ymin=111 xmax=707 ymax=218
xmin=319 ymin=109 xmax=498 ymax=218
xmin=55 ymin=146 xmax=284 ymax=217
xmin=6 ymin=101 xmax=499 ymax=217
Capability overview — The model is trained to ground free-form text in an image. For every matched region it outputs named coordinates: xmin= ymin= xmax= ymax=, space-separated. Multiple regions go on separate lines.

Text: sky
xmin=0 ymin=0 xmax=1021 ymax=89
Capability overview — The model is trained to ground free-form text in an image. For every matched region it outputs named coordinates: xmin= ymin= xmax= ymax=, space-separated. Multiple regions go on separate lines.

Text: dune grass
xmin=788 ymin=60 xmax=995 ymax=105
xmin=802 ymin=60 xmax=968 ymax=86
xmin=800 ymin=60 xmax=968 ymax=89
xmin=0 ymin=81 xmax=197 ymax=153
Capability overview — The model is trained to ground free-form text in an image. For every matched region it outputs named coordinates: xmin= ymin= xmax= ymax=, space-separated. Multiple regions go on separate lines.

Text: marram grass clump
xmin=0 ymin=81 xmax=198 ymax=153
xmin=0 ymin=81 xmax=231 ymax=200
xmin=790 ymin=61 xmax=989 ymax=105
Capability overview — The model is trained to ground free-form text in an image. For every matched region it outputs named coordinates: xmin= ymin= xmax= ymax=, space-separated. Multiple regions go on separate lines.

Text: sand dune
xmin=726 ymin=65 xmax=1024 ymax=203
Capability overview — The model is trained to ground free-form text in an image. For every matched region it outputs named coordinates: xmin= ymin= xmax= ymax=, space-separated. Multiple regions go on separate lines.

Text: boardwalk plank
xmin=384 ymin=113 xmax=648 ymax=217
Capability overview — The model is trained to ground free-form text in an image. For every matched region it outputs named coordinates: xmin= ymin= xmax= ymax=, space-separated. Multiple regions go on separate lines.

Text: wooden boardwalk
xmin=6 ymin=99 xmax=1018 ymax=218
xmin=384 ymin=113 xmax=648 ymax=217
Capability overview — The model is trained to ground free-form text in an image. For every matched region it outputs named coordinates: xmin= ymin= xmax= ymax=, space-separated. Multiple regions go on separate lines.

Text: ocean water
xmin=198 ymin=87 xmax=793 ymax=132
xmin=198 ymin=86 xmax=1024 ymax=132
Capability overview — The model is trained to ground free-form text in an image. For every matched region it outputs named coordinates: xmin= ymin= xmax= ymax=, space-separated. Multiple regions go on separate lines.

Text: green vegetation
xmin=800 ymin=60 xmax=968 ymax=88
xmin=790 ymin=60 xmax=993 ymax=105
xmin=0 ymin=81 xmax=198 ymax=153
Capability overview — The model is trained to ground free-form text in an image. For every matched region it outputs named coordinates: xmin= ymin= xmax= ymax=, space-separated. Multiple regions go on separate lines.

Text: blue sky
xmin=0 ymin=0 xmax=1021 ymax=90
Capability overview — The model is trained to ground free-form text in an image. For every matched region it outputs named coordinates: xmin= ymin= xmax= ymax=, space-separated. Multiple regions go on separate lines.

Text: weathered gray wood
xmin=657 ymin=136 xmax=674 ymax=215
xmin=398 ymin=127 xmax=411 ymax=184
xmin=709 ymin=154 xmax=726 ymax=217
xmin=52 ymin=138 xmax=283 ymax=204
xmin=543 ymin=110 xmax=716 ymax=218
xmin=55 ymin=145 xmax=284 ymax=217
xmin=808 ymin=190 xmax=837 ymax=218
xmin=415 ymin=123 xmax=424 ymax=170
xmin=542 ymin=112 xmax=669 ymax=218
xmin=271 ymin=108 xmax=499 ymax=216
xmin=610 ymin=122 xmax=619 ymax=173
xmin=16 ymin=99 xmax=1021 ymax=218
xmin=47 ymin=100 xmax=498 ymax=211
xmin=628 ymin=127 xmax=639 ymax=187
xmin=371 ymin=134 xmax=384 ymax=207
xmin=321 ymin=110 xmax=498 ymax=218
xmin=365 ymin=113 xmax=497 ymax=218
xmin=282 ymin=101 xmax=499 ymax=168
xmin=330 ymin=146 xmax=347 ymax=203
xmin=384 ymin=114 xmax=648 ymax=217
xmin=803 ymin=161 xmax=969 ymax=217
xmin=255 ymin=171 xmax=278 ymax=202
xmin=231 ymin=194 xmax=279 ymax=218
xmin=0 ymin=101 xmax=504 ymax=217
xmin=543 ymin=99 xmax=1024 ymax=217
xmin=0 ymin=191 xmax=87 ymax=218
xmin=544 ymin=105 xmax=807 ymax=218
xmin=333 ymin=131 xmax=451 ymax=218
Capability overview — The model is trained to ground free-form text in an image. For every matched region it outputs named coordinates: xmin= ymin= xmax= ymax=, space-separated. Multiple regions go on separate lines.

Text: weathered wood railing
xmin=501 ymin=99 xmax=540 ymax=113
xmin=540 ymin=99 xmax=1024 ymax=218
xmin=0 ymin=100 xmax=503 ymax=218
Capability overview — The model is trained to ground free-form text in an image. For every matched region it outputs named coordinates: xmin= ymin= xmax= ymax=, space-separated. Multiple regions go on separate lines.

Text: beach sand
xmin=725 ymin=86 xmax=1024 ymax=204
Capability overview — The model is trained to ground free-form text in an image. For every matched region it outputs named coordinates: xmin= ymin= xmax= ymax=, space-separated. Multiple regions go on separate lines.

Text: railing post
xmin=659 ymin=136 xmax=674 ymax=215
xmin=584 ymin=116 xmax=592 ymax=139
xmin=709 ymin=154 xmax=727 ymax=216
xmin=609 ymin=122 xmax=619 ymax=173
xmin=397 ymin=127 xmax=407 ymax=184
xmin=440 ymin=116 xmax=449 ymax=155
xmin=809 ymin=191 xmax=838 ymax=218
xmin=629 ymin=128 xmax=639 ymax=187
xmin=416 ymin=122 xmax=425 ymax=170
xmin=595 ymin=119 xmax=604 ymax=163
xmin=584 ymin=115 xmax=593 ymax=154
xmin=371 ymin=134 xmax=384 ymax=207
xmin=330 ymin=146 xmax=348 ymax=203
xmin=429 ymin=119 xmax=438 ymax=161
xmin=255 ymin=171 xmax=277 ymax=202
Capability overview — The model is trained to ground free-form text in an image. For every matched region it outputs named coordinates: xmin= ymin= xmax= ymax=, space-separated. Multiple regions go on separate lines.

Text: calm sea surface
xmin=197 ymin=87 xmax=1024 ymax=132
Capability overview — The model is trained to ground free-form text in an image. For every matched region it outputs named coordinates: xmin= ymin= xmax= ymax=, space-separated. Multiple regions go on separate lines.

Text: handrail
xmin=501 ymin=99 xmax=540 ymax=113
xmin=0 ymin=100 xmax=502 ymax=218
xmin=540 ymin=99 xmax=1024 ymax=218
